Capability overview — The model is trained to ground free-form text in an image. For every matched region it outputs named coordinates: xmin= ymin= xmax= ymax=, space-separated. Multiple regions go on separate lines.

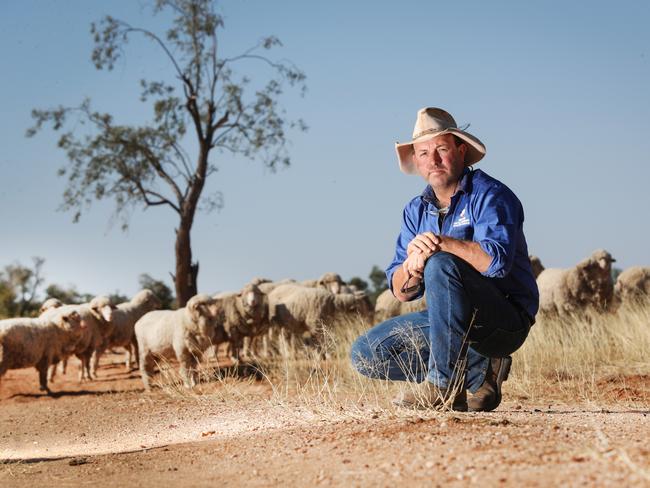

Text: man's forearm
xmin=439 ymin=236 xmax=492 ymax=273
xmin=391 ymin=265 xmax=423 ymax=302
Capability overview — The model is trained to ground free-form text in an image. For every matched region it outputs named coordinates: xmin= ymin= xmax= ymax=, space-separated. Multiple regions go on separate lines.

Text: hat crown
xmin=412 ymin=107 xmax=458 ymax=139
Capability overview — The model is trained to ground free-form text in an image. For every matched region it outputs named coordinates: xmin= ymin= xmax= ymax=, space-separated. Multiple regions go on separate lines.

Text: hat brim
xmin=395 ymin=128 xmax=486 ymax=175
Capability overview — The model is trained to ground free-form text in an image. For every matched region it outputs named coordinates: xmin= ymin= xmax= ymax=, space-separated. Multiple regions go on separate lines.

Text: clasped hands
xmin=402 ymin=232 xmax=442 ymax=288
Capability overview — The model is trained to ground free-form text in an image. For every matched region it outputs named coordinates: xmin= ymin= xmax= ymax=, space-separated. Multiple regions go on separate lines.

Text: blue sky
xmin=1 ymin=0 xmax=649 ymax=298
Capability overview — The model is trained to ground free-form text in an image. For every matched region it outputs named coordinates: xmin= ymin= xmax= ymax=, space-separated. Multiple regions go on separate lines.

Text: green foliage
xmin=44 ymin=284 xmax=93 ymax=305
xmin=366 ymin=265 xmax=389 ymax=305
xmin=611 ymin=266 xmax=622 ymax=283
xmin=108 ymin=291 xmax=130 ymax=305
xmin=0 ymin=257 xmax=45 ymax=318
xmin=348 ymin=276 xmax=368 ymax=291
xmin=27 ymin=0 xmax=307 ymax=229
xmin=139 ymin=273 xmax=176 ymax=309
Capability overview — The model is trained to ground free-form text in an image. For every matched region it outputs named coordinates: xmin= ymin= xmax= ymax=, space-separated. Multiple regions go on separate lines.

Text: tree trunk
xmin=174 ymin=217 xmax=198 ymax=307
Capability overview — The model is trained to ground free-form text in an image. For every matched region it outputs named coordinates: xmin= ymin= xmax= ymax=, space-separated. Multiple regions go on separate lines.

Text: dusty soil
xmin=1 ymin=353 xmax=649 ymax=487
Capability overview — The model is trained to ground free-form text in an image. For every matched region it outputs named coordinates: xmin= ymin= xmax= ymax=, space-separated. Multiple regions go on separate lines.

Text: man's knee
xmin=424 ymin=251 xmax=466 ymax=280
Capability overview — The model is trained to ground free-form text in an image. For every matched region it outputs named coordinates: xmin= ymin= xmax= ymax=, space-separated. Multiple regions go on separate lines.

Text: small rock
xmin=68 ymin=458 xmax=88 ymax=466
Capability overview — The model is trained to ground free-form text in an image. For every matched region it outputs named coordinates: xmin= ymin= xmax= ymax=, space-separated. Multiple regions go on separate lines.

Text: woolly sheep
xmin=317 ymin=272 xmax=345 ymax=294
xmin=0 ymin=310 xmax=83 ymax=393
xmin=537 ymin=249 xmax=616 ymax=318
xmin=135 ymin=293 xmax=226 ymax=390
xmin=614 ymin=266 xmax=650 ymax=305
xmin=93 ymin=289 xmax=161 ymax=374
xmin=332 ymin=291 xmax=374 ymax=324
xmin=374 ymin=289 xmax=427 ymax=323
xmin=257 ymin=278 xmax=297 ymax=295
xmin=40 ymin=295 xmax=115 ymax=381
xmin=213 ymin=282 xmax=267 ymax=361
xmin=267 ymin=283 xmax=336 ymax=346
xmin=39 ymin=298 xmax=63 ymax=315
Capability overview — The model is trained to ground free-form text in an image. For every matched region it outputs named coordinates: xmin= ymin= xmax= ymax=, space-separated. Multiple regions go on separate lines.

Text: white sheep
xmin=0 ymin=310 xmax=84 ymax=393
xmin=40 ymin=295 xmax=115 ymax=381
xmin=213 ymin=282 xmax=267 ymax=361
xmin=135 ymin=293 xmax=226 ymax=390
xmin=317 ymin=272 xmax=345 ymax=295
xmin=93 ymin=289 xmax=161 ymax=375
xmin=374 ymin=289 xmax=427 ymax=323
xmin=614 ymin=267 xmax=650 ymax=305
xmin=267 ymin=283 xmax=336 ymax=347
xmin=39 ymin=298 xmax=63 ymax=315
xmin=537 ymin=249 xmax=617 ymax=319
xmin=257 ymin=278 xmax=297 ymax=295
xmin=332 ymin=291 xmax=374 ymax=324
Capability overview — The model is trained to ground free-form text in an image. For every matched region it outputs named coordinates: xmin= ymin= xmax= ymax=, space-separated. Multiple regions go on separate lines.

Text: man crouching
xmin=350 ymin=107 xmax=539 ymax=411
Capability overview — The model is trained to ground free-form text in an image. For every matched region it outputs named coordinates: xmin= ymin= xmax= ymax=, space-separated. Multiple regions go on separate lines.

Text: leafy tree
xmin=27 ymin=0 xmax=306 ymax=306
xmin=109 ymin=291 xmax=130 ymax=305
xmin=366 ymin=265 xmax=389 ymax=305
xmin=348 ymin=276 xmax=368 ymax=291
xmin=44 ymin=284 xmax=93 ymax=305
xmin=0 ymin=257 xmax=45 ymax=317
xmin=139 ymin=273 xmax=176 ymax=309
xmin=0 ymin=281 xmax=17 ymax=319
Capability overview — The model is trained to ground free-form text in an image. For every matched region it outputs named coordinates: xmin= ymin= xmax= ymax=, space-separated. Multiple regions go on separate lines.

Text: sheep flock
xmin=1 ymin=253 xmax=648 ymax=394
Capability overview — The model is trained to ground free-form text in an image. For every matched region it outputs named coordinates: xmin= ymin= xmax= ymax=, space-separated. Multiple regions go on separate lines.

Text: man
xmin=350 ymin=107 xmax=539 ymax=411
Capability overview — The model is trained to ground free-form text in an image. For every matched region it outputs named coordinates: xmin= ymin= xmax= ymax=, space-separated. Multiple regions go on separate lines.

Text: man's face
xmin=413 ymin=134 xmax=467 ymax=191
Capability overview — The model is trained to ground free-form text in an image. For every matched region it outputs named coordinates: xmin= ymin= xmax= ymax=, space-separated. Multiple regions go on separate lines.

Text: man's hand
xmin=407 ymin=232 xmax=441 ymax=256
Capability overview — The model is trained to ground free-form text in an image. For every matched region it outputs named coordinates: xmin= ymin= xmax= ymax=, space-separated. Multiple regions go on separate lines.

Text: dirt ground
xmin=1 ymin=353 xmax=649 ymax=487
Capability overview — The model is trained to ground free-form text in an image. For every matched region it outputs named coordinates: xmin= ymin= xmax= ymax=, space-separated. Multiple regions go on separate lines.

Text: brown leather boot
xmin=468 ymin=356 xmax=512 ymax=412
xmin=393 ymin=380 xmax=468 ymax=411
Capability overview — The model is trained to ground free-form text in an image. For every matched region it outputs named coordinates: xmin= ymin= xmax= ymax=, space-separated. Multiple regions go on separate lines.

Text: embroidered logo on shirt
xmin=452 ymin=207 xmax=470 ymax=228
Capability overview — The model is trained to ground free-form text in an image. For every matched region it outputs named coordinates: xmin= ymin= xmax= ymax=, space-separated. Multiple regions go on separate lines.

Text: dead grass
xmin=151 ymin=304 xmax=650 ymax=415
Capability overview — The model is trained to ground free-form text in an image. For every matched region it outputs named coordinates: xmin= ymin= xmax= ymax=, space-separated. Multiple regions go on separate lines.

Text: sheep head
xmin=238 ymin=283 xmax=266 ymax=324
xmin=54 ymin=310 xmax=84 ymax=332
xmin=187 ymin=294 xmax=218 ymax=335
xmin=89 ymin=295 xmax=115 ymax=322
xmin=132 ymin=289 xmax=162 ymax=311
xmin=39 ymin=298 xmax=63 ymax=315
xmin=317 ymin=272 xmax=344 ymax=295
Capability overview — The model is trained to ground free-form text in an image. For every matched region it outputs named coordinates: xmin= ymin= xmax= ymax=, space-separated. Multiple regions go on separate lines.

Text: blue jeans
xmin=350 ymin=252 xmax=531 ymax=392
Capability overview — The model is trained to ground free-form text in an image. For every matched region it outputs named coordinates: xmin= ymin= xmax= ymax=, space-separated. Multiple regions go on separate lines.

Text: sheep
xmin=374 ymin=289 xmax=427 ymax=323
xmin=614 ymin=267 xmax=650 ymax=305
xmin=317 ymin=272 xmax=345 ymax=295
xmin=40 ymin=295 xmax=115 ymax=381
xmin=0 ymin=310 xmax=83 ymax=393
xmin=135 ymin=294 xmax=226 ymax=390
xmin=267 ymin=283 xmax=336 ymax=347
xmin=93 ymin=289 xmax=161 ymax=375
xmin=333 ymin=291 xmax=374 ymax=324
xmin=39 ymin=298 xmax=63 ymax=315
xmin=213 ymin=282 xmax=267 ymax=361
xmin=537 ymin=249 xmax=617 ymax=319
xmin=257 ymin=278 xmax=297 ymax=295
xmin=529 ymin=255 xmax=545 ymax=279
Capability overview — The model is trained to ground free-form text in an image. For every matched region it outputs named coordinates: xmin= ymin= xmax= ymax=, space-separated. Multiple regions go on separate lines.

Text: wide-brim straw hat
xmin=395 ymin=107 xmax=486 ymax=174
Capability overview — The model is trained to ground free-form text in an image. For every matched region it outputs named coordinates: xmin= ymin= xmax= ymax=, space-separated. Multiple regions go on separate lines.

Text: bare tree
xmin=27 ymin=0 xmax=306 ymax=305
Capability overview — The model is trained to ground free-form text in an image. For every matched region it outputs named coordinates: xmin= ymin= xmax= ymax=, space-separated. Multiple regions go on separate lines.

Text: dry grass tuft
xmin=152 ymin=304 xmax=650 ymax=415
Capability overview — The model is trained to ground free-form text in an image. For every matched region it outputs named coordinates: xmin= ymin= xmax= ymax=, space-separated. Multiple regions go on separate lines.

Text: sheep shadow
xmin=9 ymin=389 xmax=120 ymax=399
xmin=212 ymin=361 xmax=265 ymax=381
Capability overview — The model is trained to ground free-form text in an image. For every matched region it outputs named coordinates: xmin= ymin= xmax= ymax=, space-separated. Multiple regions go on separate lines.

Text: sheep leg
xmin=179 ymin=353 xmax=197 ymax=389
xmin=131 ymin=337 xmax=140 ymax=370
xmin=61 ymin=357 xmax=68 ymax=375
xmin=91 ymin=347 xmax=103 ymax=377
xmin=48 ymin=362 xmax=58 ymax=382
xmin=140 ymin=352 xmax=155 ymax=391
xmin=36 ymin=358 xmax=51 ymax=394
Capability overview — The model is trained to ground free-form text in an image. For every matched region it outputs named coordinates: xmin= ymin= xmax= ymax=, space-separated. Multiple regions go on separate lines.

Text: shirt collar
xmin=420 ymin=167 xmax=473 ymax=204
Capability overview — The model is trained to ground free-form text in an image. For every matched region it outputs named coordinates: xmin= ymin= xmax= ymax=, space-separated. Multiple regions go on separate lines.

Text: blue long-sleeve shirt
xmin=386 ymin=167 xmax=539 ymax=320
